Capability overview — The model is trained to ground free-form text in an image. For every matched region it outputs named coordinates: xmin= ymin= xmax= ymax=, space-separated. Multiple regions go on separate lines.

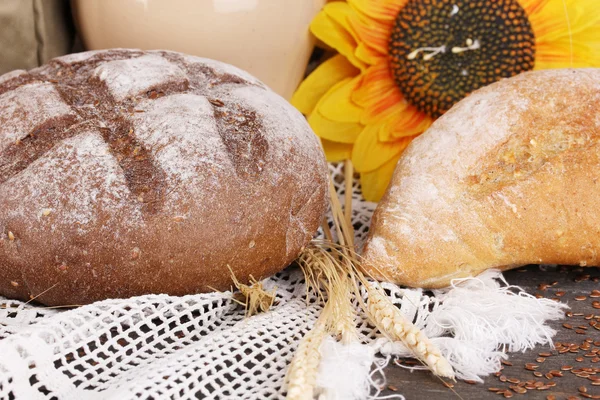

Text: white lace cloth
xmin=0 ymin=164 xmax=565 ymax=399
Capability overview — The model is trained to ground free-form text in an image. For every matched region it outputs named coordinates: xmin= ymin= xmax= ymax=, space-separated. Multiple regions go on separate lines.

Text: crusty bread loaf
xmin=362 ymin=69 xmax=600 ymax=288
xmin=0 ymin=49 xmax=328 ymax=305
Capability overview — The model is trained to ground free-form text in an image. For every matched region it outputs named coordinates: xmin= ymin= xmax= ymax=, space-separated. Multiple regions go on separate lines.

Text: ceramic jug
xmin=72 ymin=0 xmax=327 ymax=99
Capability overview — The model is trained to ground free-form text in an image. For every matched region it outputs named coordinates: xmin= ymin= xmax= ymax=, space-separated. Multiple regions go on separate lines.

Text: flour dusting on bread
xmin=363 ymin=69 xmax=600 ymax=288
xmin=0 ymin=49 xmax=328 ymax=305
xmin=0 ymin=83 xmax=76 ymax=153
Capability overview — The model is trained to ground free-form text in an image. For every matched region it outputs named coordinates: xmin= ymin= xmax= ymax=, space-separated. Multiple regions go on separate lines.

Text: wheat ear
xmin=286 ymin=317 xmax=328 ymax=400
xmin=227 ymin=266 xmax=276 ymax=317
xmin=366 ymin=285 xmax=455 ymax=379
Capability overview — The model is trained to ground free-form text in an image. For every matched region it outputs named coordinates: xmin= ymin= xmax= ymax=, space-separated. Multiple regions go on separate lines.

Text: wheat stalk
xmin=227 ymin=266 xmax=276 ymax=317
xmin=366 ymin=285 xmax=455 ymax=379
xmin=286 ymin=317 xmax=328 ymax=400
xmin=287 ymin=160 xmax=455 ymax=399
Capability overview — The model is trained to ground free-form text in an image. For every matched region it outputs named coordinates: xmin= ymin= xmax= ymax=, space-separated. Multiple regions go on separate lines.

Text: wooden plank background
xmin=380 ymin=265 xmax=600 ymax=400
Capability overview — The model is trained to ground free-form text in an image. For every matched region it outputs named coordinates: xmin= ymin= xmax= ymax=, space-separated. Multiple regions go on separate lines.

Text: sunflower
xmin=292 ymin=0 xmax=600 ymax=201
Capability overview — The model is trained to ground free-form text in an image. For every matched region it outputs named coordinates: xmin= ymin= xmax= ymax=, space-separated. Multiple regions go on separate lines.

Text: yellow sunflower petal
xmin=318 ymin=76 xmax=363 ymax=123
xmin=519 ymin=0 xmax=550 ymax=16
xmin=348 ymin=10 xmax=394 ymax=56
xmin=324 ymin=2 xmax=361 ymax=44
xmin=535 ymin=40 xmax=600 ymax=69
xmin=527 ymin=0 xmax=600 ymax=69
xmin=352 ymin=123 xmax=405 ymax=173
xmin=348 ymin=0 xmax=406 ymax=22
xmin=310 ymin=5 xmax=366 ymax=70
xmin=351 ymin=63 xmax=410 ymax=124
xmin=359 ymin=152 xmax=402 ymax=202
xmin=291 ymin=55 xmax=359 ymax=116
xmin=379 ymin=107 xmax=432 ymax=142
xmin=308 ymin=94 xmax=363 ymax=145
xmin=355 ymin=42 xmax=386 ymax=65
xmin=309 ymin=110 xmax=363 ymax=144
xmin=321 ymin=138 xmax=353 ymax=162
xmin=530 ymin=1 xmax=599 ymax=43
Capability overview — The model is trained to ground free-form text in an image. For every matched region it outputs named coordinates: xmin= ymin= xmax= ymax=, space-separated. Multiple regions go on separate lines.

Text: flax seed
xmin=511 ymin=386 xmax=527 ymax=394
xmin=564 ymin=323 xmax=574 ymax=329
xmin=209 ymin=98 xmax=224 ymax=107
xmin=576 ymin=296 xmax=588 ymax=301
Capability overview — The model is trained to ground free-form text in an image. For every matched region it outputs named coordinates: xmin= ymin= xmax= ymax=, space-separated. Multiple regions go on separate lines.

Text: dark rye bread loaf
xmin=0 ymin=49 xmax=328 ymax=306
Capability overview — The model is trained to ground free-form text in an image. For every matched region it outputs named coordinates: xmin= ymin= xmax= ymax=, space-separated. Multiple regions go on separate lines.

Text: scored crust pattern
xmin=0 ymin=51 xmax=269 ymax=213
xmin=0 ymin=49 xmax=328 ymax=305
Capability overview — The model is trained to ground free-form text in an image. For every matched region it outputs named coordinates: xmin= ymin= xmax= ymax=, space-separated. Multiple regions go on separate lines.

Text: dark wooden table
xmin=381 ymin=265 xmax=600 ymax=400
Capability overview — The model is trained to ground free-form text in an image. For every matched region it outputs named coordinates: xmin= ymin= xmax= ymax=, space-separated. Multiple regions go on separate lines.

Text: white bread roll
xmin=362 ymin=69 xmax=600 ymax=288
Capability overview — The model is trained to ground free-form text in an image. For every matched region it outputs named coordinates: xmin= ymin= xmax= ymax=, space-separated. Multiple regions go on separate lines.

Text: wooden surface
xmin=380 ymin=265 xmax=600 ymax=400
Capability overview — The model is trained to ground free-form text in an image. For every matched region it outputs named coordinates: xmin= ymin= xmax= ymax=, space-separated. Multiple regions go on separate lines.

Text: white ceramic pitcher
xmin=72 ymin=0 xmax=326 ymax=99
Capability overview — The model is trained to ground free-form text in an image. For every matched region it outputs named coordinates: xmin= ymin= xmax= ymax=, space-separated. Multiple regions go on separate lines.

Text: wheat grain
xmin=328 ymin=273 xmax=359 ymax=344
xmin=228 ymin=266 xmax=276 ymax=317
xmin=286 ymin=319 xmax=328 ymax=400
xmin=291 ymin=159 xmax=454 ymax=390
xmin=366 ymin=285 xmax=455 ymax=379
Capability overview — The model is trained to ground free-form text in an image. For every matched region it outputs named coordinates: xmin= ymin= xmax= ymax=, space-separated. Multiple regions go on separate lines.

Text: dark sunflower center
xmin=388 ymin=0 xmax=535 ymax=118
